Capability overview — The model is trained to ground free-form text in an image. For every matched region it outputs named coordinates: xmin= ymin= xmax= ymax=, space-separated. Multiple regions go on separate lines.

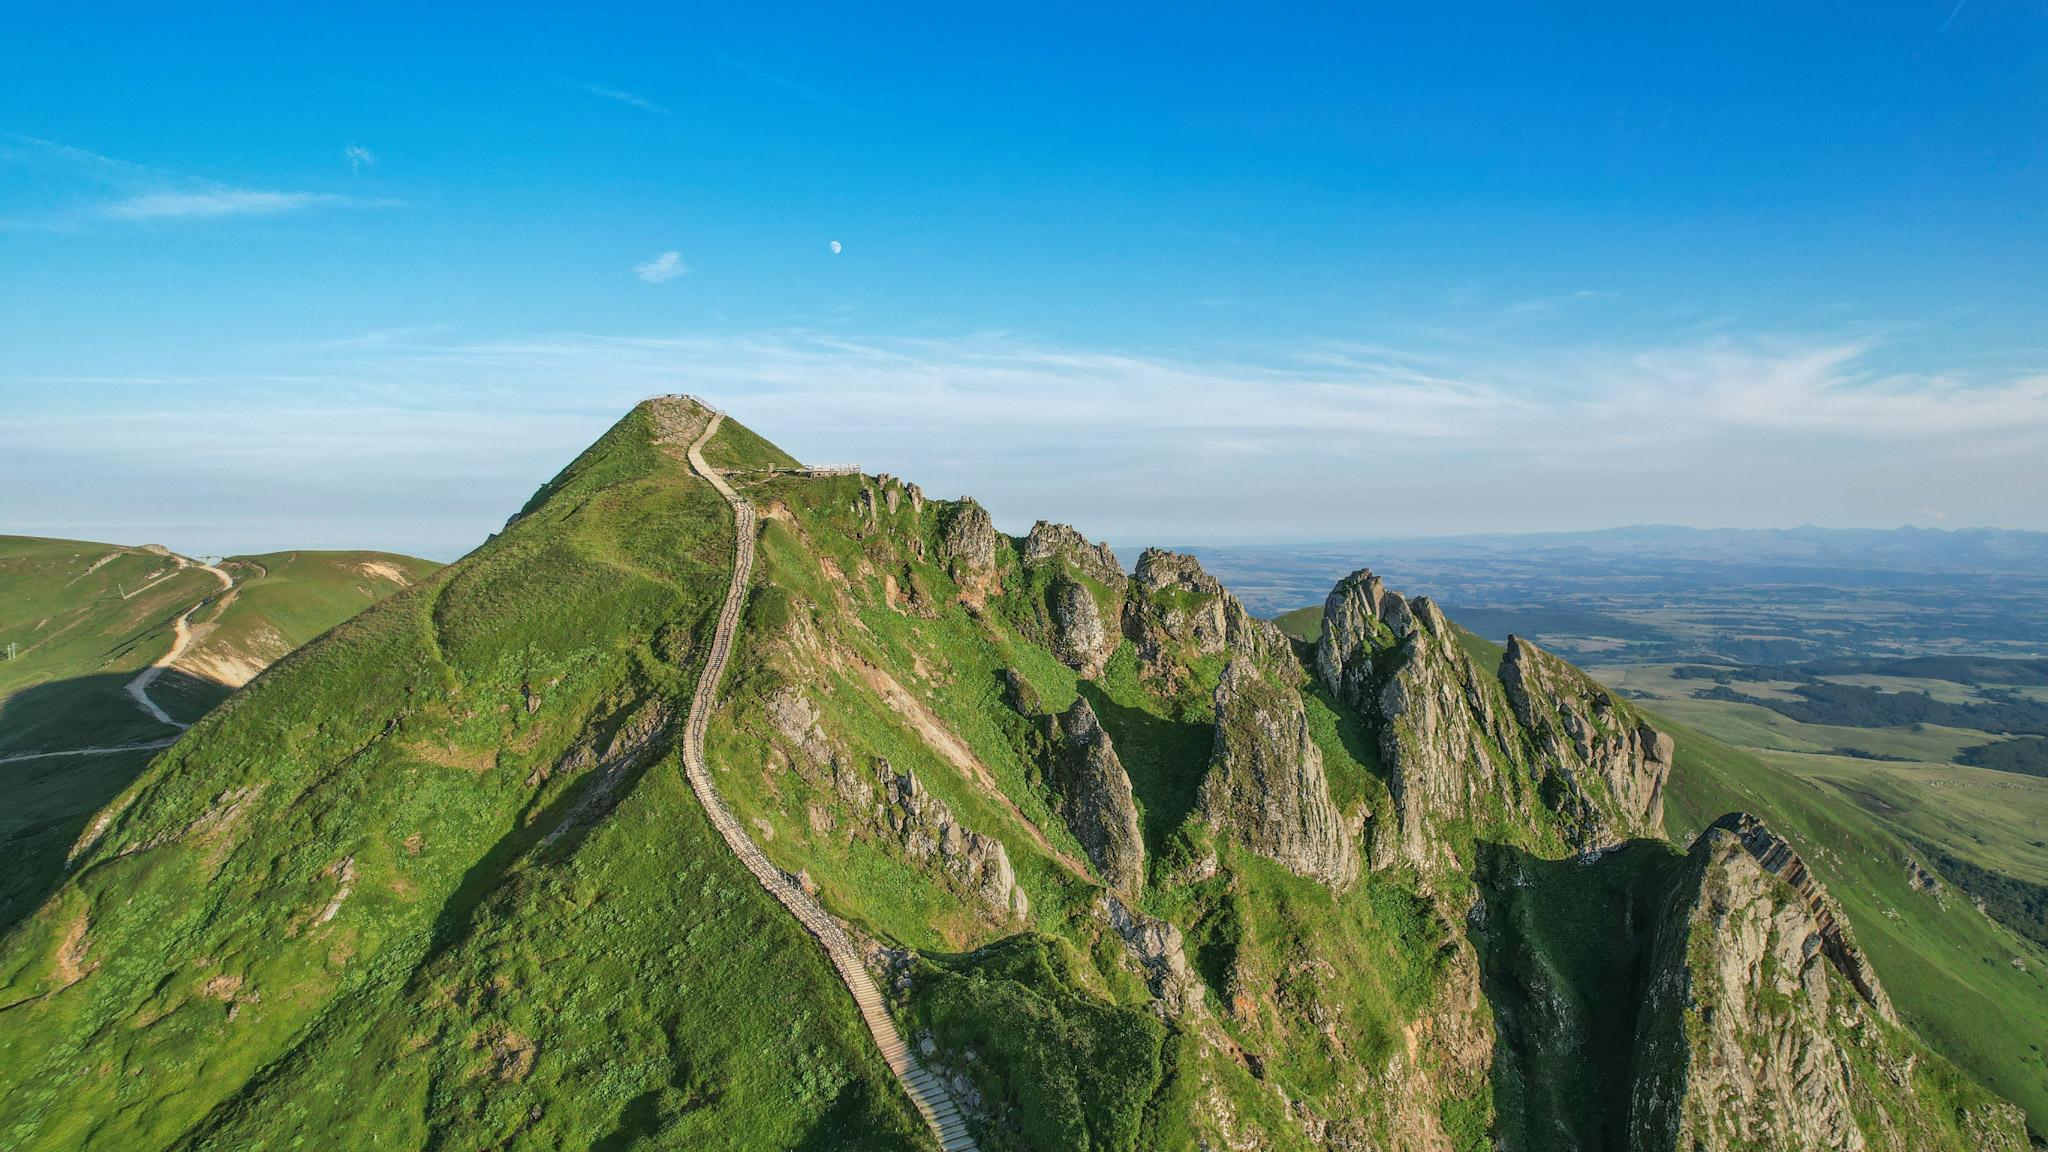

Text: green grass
xmin=907 ymin=934 xmax=1169 ymax=1152
xmin=1474 ymin=838 xmax=1690 ymax=1151
xmin=0 ymin=404 xmax=927 ymax=1151
xmin=1081 ymin=643 xmax=1214 ymax=854
xmin=0 ymin=541 xmax=437 ymax=940
xmin=1269 ymin=605 xmax=1323 ymax=643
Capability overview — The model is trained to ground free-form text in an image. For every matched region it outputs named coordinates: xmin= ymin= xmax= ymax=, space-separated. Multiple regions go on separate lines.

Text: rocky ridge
xmin=1316 ymin=567 xmax=1673 ymax=870
xmin=1123 ymin=547 xmax=1293 ymax=689
xmin=1198 ymin=658 xmax=1358 ymax=888
xmin=1051 ymin=698 xmax=1146 ymax=897
xmin=1020 ymin=521 xmax=1129 ymax=678
xmin=1630 ymin=813 xmax=2028 ymax=1152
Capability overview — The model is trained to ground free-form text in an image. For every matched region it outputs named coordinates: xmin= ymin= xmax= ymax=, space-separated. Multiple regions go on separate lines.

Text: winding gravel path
xmin=669 ymin=397 xmax=978 ymax=1152
xmin=123 ymin=558 xmax=234 ymax=728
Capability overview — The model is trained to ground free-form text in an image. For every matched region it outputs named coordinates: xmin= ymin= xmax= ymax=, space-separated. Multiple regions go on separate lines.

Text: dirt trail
xmin=122 ymin=556 xmax=236 ymax=729
xmin=663 ymin=395 xmax=979 ymax=1152
xmin=0 ymin=739 xmax=179 ymax=767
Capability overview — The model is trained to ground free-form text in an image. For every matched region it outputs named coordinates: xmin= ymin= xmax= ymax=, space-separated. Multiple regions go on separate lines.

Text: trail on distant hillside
xmin=0 ymin=739 xmax=179 ymax=766
xmin=123 ymin=556 xmax=235 ymax=729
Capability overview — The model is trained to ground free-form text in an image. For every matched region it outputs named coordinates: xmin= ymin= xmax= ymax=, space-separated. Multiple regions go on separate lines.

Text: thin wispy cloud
xmin=634 ymin=251 xmax=687 ymax=282
xmin=1503 ymin=290 xmax=1605 ymax=316
xmin=579 ymin=84 xmax=669 ymax=115
xmin=10 ymin=329 xmax=2046 ymax=555
xmin=104 ymin=190 xmax=353 ymax=220
xmin=1 ymin=132 xmax=389 ymax=227
xmin=345 ymin=144 xmax=376 ymax=171
xmin=729 ymin=62 xmax=868 ymax=117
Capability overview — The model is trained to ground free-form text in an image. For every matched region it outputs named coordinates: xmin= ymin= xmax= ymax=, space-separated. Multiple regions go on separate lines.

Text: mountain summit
xmin=0 ymin=397 xmax=2026 ymax=1151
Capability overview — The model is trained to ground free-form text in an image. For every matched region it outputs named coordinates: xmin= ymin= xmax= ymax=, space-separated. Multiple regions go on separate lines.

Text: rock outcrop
xmin=1703 ymin=812 xmax=1894 ymax=1022
xmin=1317 ymin=570 xmax=1532 ymax=868
xmin=764 ymin=688 xmax=1027 ymax=919
xmin=1021 ymin=522 xmax=1127 ymax=676
xmin=1022 ymin=521 xmax=1125 ymax=589
xmin=1101 ymin=894 xmax=1206 ymax=1015
xmin=882 ymin=764 xmax=1031 ymax=919
xmin=1122 ymin=548 xmax=1291 ymax=686
xmin=1316 ymin=568 xmax=1671 ymax=868
xmin=1052 ymin=698 xmax=1147 ymax=896
xmin=1048 ymin=576 xmax=1118 ymax=677
xmin=1626 ymin=814 xmax=2028 ymax=1152
xmin=1198 ymin=659 xmax=1358 ymax=888
xmin=1500 ymin=635 xmax=1671 ymax=846
xmin=1630 ymin=817 xmax=1868 ymax=1151
xmin=937 ymin=499 xmax=1000 ymax=593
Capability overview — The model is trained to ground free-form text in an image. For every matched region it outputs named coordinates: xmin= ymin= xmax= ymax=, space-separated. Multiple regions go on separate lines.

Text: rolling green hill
xmin=0 ymin=537 xmax=438 ymax=938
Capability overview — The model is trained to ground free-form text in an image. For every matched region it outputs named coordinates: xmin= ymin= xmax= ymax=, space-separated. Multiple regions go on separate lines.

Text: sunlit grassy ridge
xmin=0 ymin=406 xmax=925 ymax=1151
xmin=0 ymin=539 xmax=437 ymax=940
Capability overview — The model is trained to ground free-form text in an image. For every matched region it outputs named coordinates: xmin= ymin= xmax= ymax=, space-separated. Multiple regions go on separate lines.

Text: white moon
xmin=830 ymin=240 xmax=842 ymax=254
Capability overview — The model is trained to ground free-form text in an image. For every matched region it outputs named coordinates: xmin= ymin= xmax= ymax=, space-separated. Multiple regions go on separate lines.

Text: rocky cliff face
xmin=764 ymin=683 xmax=1029 ymax=921
xmin=1500 ymin=636 xmax=1670 ymax=846
xmin=1021 ymin=522 xmax=1128 ymax=677
xmin=1198 ymin=658 xmax=1358 ymax=888
xmin=937 ymin=498 xmax=1000 ymax=595
xmin=1316 ymin=567 xmax=1671 ymax=869
xmin=1704 ymin=813 xmax=1895 ymax=1023
xmin=1317 ymin=569 xmax=1534 ymax=868
xmin=1123 ymin=548 xmax=1291 ymax=689
xmin=1022 ymin=520 xmax=1125 ymax=589
xmin=882 ymin=764 xmax=1032 ymax=919
xmin=1052 ymin=698 xmax=1146 ymax=896
xmin=1629 ymin=814 xmax=2029 ymax=1152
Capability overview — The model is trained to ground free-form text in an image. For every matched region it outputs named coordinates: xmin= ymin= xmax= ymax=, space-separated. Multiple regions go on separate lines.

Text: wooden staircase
xmin=668 ymin=398 xmax=979 ymax=1152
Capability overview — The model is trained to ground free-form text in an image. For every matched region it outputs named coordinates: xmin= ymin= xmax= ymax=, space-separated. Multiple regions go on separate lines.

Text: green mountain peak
xmin=0 ymin=399 xmax=2031 ymax=1151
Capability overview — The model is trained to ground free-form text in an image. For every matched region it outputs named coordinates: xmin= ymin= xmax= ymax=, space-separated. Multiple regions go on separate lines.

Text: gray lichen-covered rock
xmin=1500 ymin=635 xmax=1671 ymax=845
xmin=763 ymin=688 xmax=873 ymax=808
xmin=1318 ymin=570 xmax=1532 ymax=868
xmin=1022 ymin=521 xmax=1126 ymax=589
xmin=880 ymin=763 xmax=1030 ymax=919
xmin=1020 ymin=522 xmax=1128 ymax=676
xmin=1316 ymin=567 xmax=1672 ymax=868
xmin=937 ymin=498 xmax=1000 ymax=591
xmin=1101 ymin=894 xmax=1205 ymax=1015
xmin=1628 ymin=814 xmax=2028 ymax=1152
xmin=1122 ymin=548 xmax=1292 ymax=686
xmin=1703 ymin=812 xmax=1894 ymax=1022
xmin=1198 ymin=658 xmax=1358 ymax=887
xmin=1052 ymin=698 xmax=1146 ymax=896
xmin=1045 ymin=576 xmax=1117 ymax=677
xmin=1631 ymin=819 xmax=1865 ymax=1151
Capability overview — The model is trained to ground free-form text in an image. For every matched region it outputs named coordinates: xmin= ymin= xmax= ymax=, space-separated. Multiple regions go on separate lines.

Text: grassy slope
xmin=0 ymin=537 xmax=222 ymax=750
xmin=0 ymin=406 xmax=925 ymax=1151
xmin=1271 ymin=605 xmax=1322 ymax=643
xmin=688 ymin=475 xmax=1489 ymax=1150
xmin=0 ymin=541 xmax=439 ymax=940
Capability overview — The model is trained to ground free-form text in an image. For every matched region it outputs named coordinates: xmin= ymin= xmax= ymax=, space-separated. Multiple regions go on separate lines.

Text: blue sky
xmin=5 ymin=1 xmax=2047 ymax=559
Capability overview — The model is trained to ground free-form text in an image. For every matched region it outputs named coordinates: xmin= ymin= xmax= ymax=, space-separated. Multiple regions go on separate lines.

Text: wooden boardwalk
xmin=671 ymin=399 xmax=978 ymax=1152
